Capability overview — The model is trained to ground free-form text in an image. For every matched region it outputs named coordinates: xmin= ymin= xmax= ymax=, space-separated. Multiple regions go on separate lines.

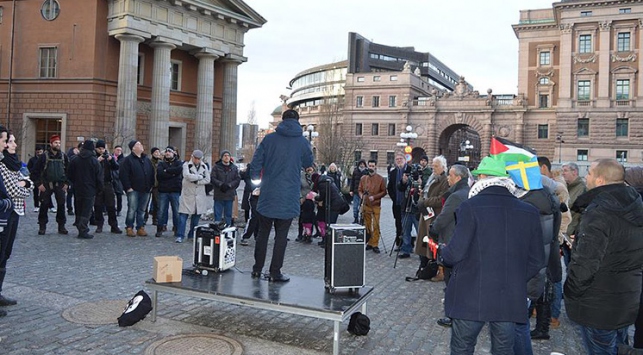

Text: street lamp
xmin=556 ymin=133 xmax=565 ymax=163
xmin=399 ymin=125 xmax=418 ymax=145
xmin=302 ymin=124 xmax=318 ymax=142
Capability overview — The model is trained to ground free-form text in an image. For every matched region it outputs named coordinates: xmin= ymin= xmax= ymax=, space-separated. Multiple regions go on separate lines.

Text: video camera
xmin=404 ymin=163 xmax=422 ymax=183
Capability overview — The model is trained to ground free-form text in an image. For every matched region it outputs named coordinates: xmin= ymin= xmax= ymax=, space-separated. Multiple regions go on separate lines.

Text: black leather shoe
xmin=251 ymin=271 xmax=261 ymax=278
xmin=111 ymin=226 xmax=123 ymax=234
xmin=269 ymin=274 xmax=290 ymax=282
xmin=77 ymin=234 xmax=94 ymax=239
xmin=58 ymin=226 xmax=69 ymax=235
xmin=437 ymin=317 xmax=452 ymax=327
xmin=95 ymin=227 xmax=103 ymax=234
xmin=365 ymin=245 xmax=373 ymax=251
xmin=38 ymin=228 xmax=46 ymax=235
xmin=373 ymin=247 xmax=380 ymax=254
xmin=0 ymin=295 xmax=17 ymax=306
xmin=399 ymin=253 xmax=410 ymax=259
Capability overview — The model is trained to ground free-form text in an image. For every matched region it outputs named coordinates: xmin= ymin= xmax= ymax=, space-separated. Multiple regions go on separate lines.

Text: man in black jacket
xmin=120 ymin=140 xmax=155 ymax=237
xmin=387 ymin=153 xmax=406 ymax=241
xmin=211 ymin=150 xmax=240 ymax=226
xmin=27 ymin=145 xmax=44 ymax=212
xmin=564 ymin=159 xmax=643 ymax=354
xmin=349 ymin=160 xmax=367 ymax=224
xmin=156 ymin=146 xmax=183 ymax=237
xmin=93 ymin=140 xmax=121 ymax=234
xmin=67 ymin=140 xmax=103 ymax=239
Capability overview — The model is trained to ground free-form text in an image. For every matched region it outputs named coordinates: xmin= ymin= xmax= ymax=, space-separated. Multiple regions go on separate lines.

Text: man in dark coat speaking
xmin=249 ymin=109 xmax=314 ymax=282
xmin=440 ymin=156 xmax=544 ymax=355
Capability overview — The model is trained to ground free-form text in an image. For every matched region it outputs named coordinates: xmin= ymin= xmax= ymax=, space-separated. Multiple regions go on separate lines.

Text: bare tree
xmin=247 ymin=101 xmax=257 ymax=125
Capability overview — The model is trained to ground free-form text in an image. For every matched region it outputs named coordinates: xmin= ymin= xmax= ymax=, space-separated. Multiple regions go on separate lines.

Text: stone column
xmin=597 ymin=21 xmax=612 ymax=108
xmin=558 ymin=23 xmax=574 ymax=108
xmin=220 ymin=57 xmax=244 ymax=155
xmin=194 ymin=51 xmax=220 ymax=164
xmin=149 ymin=40 xmax=176 ymax=150
xmin=114 ymin=34 xmax=144 ymax=146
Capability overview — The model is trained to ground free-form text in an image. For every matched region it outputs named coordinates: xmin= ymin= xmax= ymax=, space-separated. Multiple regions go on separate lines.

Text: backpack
xmin=117 ymin=290 xmax=153 ymax=327
xmin=43 ymin=151 xmax=67 ymax=183
xmin=405 ymin=260 xmax=439 ymax=282
xmin=347 ymin=312 xmax=370 ymax=336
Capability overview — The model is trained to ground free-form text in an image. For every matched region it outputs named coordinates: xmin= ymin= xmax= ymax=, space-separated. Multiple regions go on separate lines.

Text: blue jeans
xmin=451 ymin=318 xmax=515 ymax=355
xmin=579 ymin=325 xmax=629 ymax=355
xmin=400 ymin=212 xmax=418 ymax=254
xmin=126 ymin=191 xmax=150 ymax=229
xmin=352 ymin=194 xmax=361 ymax=220
xmin=214 ymin=199 xmax=233 ymax=226
xmin=176 ymin=213 xmax=201 ymax=240
xmin=158 ymin=192 xmax=180 ymax=228
xmin=514 ymin=322 xmax=533 ymax=355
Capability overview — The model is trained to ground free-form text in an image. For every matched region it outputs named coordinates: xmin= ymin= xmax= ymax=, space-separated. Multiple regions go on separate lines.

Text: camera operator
xmin=387 ymin=153 xmax=407 ymax=244
xmin=397 ymin=164 xmax=422 ymax=259
xmin=93 ymin=140 xmax=121 ymax=234
xmin=419 ymin=155 xmax=432 ymax=188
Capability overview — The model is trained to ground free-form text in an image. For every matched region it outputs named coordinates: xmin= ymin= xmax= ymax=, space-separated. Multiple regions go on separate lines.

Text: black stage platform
xmin=145 ymin=269 xmax=374 ymax=355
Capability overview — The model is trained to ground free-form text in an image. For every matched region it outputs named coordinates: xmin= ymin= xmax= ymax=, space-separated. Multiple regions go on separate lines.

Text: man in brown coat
xmin=415 ymin=155 xmax=449 ymax=273
xmin=358 ymin=159 xmax=387 ymax=254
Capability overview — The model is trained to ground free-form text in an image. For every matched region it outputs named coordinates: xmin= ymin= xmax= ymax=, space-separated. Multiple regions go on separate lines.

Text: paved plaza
xmin=0 ymin=187 xmax=588 ymax=354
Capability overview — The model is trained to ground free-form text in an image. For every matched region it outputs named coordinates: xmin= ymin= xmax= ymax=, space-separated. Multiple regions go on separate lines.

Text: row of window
xmin=352 ymin=150 xmax=397 ymax=166
xmin=355 ymin=123 xmax=399 ymax=136
xmin=580 ymin=8 xmax=631 ymax=17
xmin=538 ymin=31 xmax=632 ymax=66
xmin=575 ymin=149 xmax=630 ymax=163
xmin=356 ymin=75 xmax=397 ymax=83
xmin=537 ymin=118 xmax=629 ymax=140
xmin=40 ymin=48 xmax=184 ymax=91
xmin=577 ymin=79 xmax=630 ymax=101
xmin=356 ymin=95 xmax=397 ymax=108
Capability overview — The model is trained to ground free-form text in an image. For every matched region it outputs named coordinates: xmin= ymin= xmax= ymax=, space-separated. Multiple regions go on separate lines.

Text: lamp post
xmin=303 ymin=124 xmax=318 ymax=160
xmin=399 ymin=125 xmax=418 ymax=145
xmin=556 ymin=132 xmax=564 ymax=163
xmin=458 ymin=139 xmax=474 ymax=168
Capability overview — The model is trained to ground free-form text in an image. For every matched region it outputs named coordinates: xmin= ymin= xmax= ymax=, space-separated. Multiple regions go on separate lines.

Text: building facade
xmin=283 ymin=2 xmax=643 ymax=173
xmin=0 ymin=0 xmax=265 ymax=163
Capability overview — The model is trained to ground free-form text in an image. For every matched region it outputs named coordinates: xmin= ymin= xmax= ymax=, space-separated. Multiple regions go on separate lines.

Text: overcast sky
xmin=237 ymin=0 xmax=555 ymax=128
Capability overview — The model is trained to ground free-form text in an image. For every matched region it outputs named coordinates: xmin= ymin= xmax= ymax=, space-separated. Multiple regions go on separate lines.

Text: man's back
xmin=442 ymin=186 xmax=544 ymax=323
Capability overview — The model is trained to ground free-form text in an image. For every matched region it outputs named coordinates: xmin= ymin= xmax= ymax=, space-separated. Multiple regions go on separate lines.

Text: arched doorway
xmin=438 ymin=124 xmax=481 ymax=169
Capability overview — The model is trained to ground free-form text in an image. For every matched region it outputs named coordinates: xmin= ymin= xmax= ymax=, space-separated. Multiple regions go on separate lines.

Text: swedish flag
xmin=505 ymin=158 xmax=543 ymax=190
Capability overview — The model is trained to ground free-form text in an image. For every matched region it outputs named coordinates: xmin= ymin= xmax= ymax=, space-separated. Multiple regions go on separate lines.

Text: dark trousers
xmin=38 ymin=184 xmax=67 ymax=226
xmin=242 ymin=197 xmax=259 ymax=239
xmin=75 ymin=196 xmax=95 ymax=236
xmin=66 ymin=184 xmax=74 ymax=212
xmin=451 ymin=319 xmax=515 ymax=355
xmin=0 ymin=212 xmax=20 ymax=293
xmin=145 ymin=187 xmax=159 ymax=224
xmin=32 ymin=186 xmax=40 ymax=208
xmin=115 ymin=192 xmax=123 ymax=214
xmin=94 ymin=183 xmax=118 ymax=228
xmin=253 ymin=213 xmax=292 ymax=276
xmin=392 ymin=203 xmax=403 ymax=237
xmin=635 ymin=275 xmax=643 ymax=348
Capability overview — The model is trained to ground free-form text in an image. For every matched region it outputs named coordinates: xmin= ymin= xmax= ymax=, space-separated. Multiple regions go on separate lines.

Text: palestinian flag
xmin=490 ymin=137 xmax=536 ymax=163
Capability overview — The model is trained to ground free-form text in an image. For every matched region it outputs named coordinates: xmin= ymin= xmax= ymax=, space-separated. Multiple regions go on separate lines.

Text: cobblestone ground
xmin=0 ymin=187 xmax=587 ymax=354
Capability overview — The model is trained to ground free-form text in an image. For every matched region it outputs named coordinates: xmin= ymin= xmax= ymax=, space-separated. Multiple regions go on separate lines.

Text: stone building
xmin=0 ymin=0 xmax=265 ymax=163
xmin=283 ymin=1 xmax=643 ymax=172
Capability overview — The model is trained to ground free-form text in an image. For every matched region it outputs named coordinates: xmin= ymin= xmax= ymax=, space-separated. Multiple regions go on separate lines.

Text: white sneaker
xmin=33 ymin=207 xmax=39 ymax=212
xmin=50 ymin=208 xmax=57 ymax=213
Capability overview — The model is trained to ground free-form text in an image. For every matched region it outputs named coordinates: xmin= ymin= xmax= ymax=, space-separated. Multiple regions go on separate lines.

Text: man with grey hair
xmin=562 ymin=162 xmax=586 ymax=241
xmin=430 ymin=163 xmax=471 ymax=327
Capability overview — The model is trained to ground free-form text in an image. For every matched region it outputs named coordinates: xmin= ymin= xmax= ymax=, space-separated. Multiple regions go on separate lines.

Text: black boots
xmin=530 ymin=300 xmax=551 ymax=340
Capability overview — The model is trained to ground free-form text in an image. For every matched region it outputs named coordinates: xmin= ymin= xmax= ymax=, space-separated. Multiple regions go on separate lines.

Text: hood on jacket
xmin=276 ymin=119 xmax=304 ymax=137
xmin=575 ymin=184 xmax=643 ymax=227
xmin=78 ymin=148 xmax=95 ymax=159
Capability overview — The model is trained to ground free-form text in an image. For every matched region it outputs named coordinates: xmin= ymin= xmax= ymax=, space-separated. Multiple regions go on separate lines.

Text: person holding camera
xmin=93 ymin=140 xmax=121 ymax=234
xmin=396 ymin=164 xmax=422 ymax=259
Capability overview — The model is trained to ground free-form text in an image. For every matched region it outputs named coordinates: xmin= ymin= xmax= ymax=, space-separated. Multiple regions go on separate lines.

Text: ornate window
xmin=617 ymin=32 xmax=631 ymax=52
xmin=578 ymin=118 xmax=590 ymax=137
xmin=579 ymin=34 xmax=592 ymax=53
xmin=41 ymin=0 xmax=60 ymax=21
xmin=616 ymin=118 xmax=629 ymax=137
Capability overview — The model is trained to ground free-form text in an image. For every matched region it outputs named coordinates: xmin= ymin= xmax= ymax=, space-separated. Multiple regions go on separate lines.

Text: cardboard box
xmin=153 ymin=256 xmax=183 ymax=283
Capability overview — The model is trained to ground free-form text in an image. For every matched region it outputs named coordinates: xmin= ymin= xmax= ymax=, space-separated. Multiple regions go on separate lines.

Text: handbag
xmin=405 ymin=260 xmax=439 ymax=282
xmin=117 ymin=290 xmax=153 ymax=327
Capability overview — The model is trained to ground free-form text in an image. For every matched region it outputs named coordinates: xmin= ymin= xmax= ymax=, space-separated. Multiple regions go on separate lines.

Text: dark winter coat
xmin=442 ymin=186 xmax=545 ymax=323
xmin=249 ymin=119 xmax=314 ymax=219
xmin=314 ymin=175 xmax=348 ymax=214
xmin=27 ymin=155 xmax=40 ymax=182
xmin=415 ymin=172 xmax=449 ymax=256
xmin=156 ymin=158 xmax=183 ymax=193
xmin=31 ymin=149 xmax=69 ymax=186
xmin=520 ymin=187 xmax=561 ymax=300
xmin=397 ymin=176 xmax=421 ymax=216
xmin=67 ymin=148 xmax=103 ymax=197
xmin=350 ymin=164 xmax=367 ymax=194
xmin=564 ymin=184 xmax=643 ymax=330
xmin=387 ymin=165 xmax=406 ymax=207
xmin=210 ymin=160 xmax=240 ymax=201
xmin=326 ymin=170 xmax=342 ymax=190
xmin=96 ymin=151 xmax=119 ymax=183
xmin=429 ymin=178 xmax=469 ymax=244
xmin=119 ymin=153 xmax=154 ymax=193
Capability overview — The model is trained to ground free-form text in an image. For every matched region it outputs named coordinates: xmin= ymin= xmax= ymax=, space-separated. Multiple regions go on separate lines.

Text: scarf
xmin=468 ymin=177 xmax=518 ymax=199
xmin=2 ymin=150 xmax=22 ymax=172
